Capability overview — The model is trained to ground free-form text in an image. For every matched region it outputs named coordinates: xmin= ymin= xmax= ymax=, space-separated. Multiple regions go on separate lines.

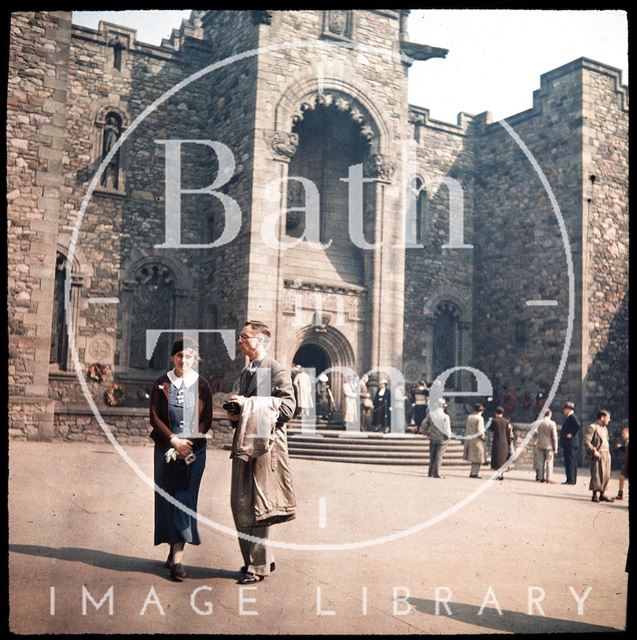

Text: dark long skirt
xmin=154 ymin=442 xmax=206 ymax=546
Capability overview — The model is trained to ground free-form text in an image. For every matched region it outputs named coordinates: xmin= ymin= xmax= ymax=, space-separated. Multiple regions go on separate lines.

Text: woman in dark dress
xmin=372 ymin=379 xmax=392 ymax=433
xmin=488 ymin=406 xmax=514 ymax=480
xmin=149 ymin=338 xmax=213 ymax=581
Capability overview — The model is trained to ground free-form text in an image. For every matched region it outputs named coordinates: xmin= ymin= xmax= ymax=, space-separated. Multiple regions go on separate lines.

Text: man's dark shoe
xmin=238 ymin=572 xmax=264 ymax=584
xmin=240 ymin=562 xmax=275 ymax=574
xmin=592 ymin=494 xmax=600 ymax=502
xmin=599 ymin=494 xmax=615 ymax=503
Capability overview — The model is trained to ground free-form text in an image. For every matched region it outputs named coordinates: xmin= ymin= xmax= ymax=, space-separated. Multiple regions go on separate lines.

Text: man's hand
xmin=225 ymin=394 xmax=246 ymax=422
xmin=592 ymin=450 xmax=601 ymax=459
xmin=566 ymin=433 xmax=573 ymax=440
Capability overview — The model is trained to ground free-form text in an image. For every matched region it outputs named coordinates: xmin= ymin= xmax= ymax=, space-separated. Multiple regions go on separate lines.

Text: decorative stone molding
xmin=265 ymin=129 xmax=299 ymax=161
xmin=321 ymin=10 xmax=353 ymax=42
xmin=284 ymin=279 xmax=366 ymax=297
xmin=86 ymin=334 xmax=115 ymax=366
xmin=282 ymin=280 xmax=366 ymax=323
xmin=364 ymin=152 xmax=395 ymax=183
xmin=291 ymin=90 xmax=376 ymax=145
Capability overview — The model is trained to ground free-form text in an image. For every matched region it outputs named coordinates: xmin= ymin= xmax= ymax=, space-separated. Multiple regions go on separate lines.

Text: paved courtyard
xmin=9 ymin=441 xmax=629 ymax=634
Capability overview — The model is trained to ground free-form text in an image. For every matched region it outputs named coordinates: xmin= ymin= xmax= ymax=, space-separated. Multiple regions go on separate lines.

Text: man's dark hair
xmin=474 ymin=403 xmax=484 ymax=412
xmin=597 ymin=409 xmax=611 ymax=420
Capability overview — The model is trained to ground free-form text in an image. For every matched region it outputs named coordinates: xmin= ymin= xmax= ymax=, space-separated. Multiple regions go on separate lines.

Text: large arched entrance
xmin=288 ymin=325 xmax=356 ymax=424
xmin=292 ymin=342 xmax=330 ymax=375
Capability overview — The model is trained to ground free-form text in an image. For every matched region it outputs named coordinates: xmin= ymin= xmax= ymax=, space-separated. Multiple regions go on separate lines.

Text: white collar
xmin=167 ymin=368 xmax=199 ymax=389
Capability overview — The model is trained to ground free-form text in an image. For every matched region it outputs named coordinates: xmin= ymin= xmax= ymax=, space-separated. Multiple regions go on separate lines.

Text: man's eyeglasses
xmin=238 ymin=333 xmax=259 ymax=342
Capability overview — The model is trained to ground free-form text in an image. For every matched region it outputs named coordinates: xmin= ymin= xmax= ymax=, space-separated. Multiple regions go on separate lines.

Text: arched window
xmin=415 ymin=178 xmax=427 ymax=244
xmin=50 ymin=253 xmax=69 ymax=369
xmin=129 ymin=263 xmax=176 ymax=370
xmin=432 ymin=301 xmax=459 ymax=387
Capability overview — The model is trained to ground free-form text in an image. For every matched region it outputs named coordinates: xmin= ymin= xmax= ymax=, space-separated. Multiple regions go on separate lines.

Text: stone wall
xmin=8 ymin=11 xmax=72 ymax=439
xmin=472 ymin=61 xmax=585 ymax=423
xmin=580 ymin=62 xmax=629 ymax=422
xmin=53 ymin=407 xmax=236 ymax=447
xmin=403 ymin=109 xmax=475 ymax=387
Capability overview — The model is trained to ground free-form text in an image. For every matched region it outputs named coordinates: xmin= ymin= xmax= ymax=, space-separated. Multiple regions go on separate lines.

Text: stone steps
xmin=285 ymin=425 xmax=471 ymax=466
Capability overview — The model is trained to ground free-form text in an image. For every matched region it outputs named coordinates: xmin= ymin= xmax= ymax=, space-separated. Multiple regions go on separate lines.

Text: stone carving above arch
xmin=274 ymin=77 xmax=390 ymax=154
xmin=291 ymin=89 xmax=377 ymax=145
xmin=364 ymin=152 xmax=395 ymax=183
xmin=321 ymin=10 xmax=353 ymax=42
xmin=119 ymin=249 xmax=190 ymax=293
xmin=423 ymin=292 xmax=470 ymax=324
xmin=264 ymin=129 xmax=299 ymax=162
xmin=289 ymin=324 xmax=356 ymax=372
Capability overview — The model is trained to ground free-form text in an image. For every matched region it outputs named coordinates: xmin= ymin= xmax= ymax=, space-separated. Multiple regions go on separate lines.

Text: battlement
xmin=410 ymin=56 xmax=628 ymax=136
xmin=408 ymin=105 xmax=490 ymax=137
xmin=71 ymin=12 xmax=210 ymax=61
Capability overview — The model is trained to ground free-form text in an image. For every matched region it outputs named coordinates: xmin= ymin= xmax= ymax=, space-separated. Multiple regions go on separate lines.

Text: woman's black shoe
xmin=170 ymin=563 xmax=187 ymax=581
xmin=164 ymin=550 xmax=173 ymax=568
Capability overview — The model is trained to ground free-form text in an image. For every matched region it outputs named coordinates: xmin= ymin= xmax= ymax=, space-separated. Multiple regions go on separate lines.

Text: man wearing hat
xmin=560 ymin=401 xmax=581 ymax=485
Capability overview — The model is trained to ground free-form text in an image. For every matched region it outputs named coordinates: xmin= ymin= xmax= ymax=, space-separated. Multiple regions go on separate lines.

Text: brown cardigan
xmin=149 ymin=373 xmax=213 ymax=447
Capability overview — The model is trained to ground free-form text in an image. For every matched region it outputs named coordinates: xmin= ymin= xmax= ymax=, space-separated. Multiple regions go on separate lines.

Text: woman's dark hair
xmin=171 ymin=336 xmax=199 ymax=356
xmin=596 ymin=409 xmax=611 ymax=420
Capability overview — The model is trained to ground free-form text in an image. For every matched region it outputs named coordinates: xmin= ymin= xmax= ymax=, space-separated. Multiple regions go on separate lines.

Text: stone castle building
xmin=7 ymin=10 xmax=628 ymax=442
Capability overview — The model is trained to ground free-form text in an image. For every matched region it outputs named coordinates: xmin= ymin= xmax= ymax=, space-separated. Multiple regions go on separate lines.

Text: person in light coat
xmin=342 ymin=374 xmax=359 ymax=430
xmin=583 ymin=409 xmax=614 ymax=503
xmin=463 ymin=403 xmax=486 ymax=478
xmin=421 ymin=397 xmax=452 ymax=478
xmin=535 ymin=408 xmax=558 ymax=483
xmin=293 ymin=365 xmax=314 ymax=417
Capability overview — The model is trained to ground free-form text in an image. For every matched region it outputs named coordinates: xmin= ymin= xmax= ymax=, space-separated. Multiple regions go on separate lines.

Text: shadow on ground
xmin=408 ymin=598 xmax=620 ymax=633
xmin=9 ymin=544 xmax=238 ymax=581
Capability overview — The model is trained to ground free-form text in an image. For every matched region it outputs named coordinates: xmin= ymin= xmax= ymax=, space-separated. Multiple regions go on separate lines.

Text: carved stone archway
xmin=288 ymin=325 xmax=356 ymax=416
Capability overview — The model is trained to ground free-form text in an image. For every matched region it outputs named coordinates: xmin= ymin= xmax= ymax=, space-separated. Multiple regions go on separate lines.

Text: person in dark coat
xmin=372 ymin=379 xmax=392 ymax=433
xmin=615 ymin=425 xmax=629 ymax=500
xmin=489 ymin=406 xmax=514 ymax=480
xmin=411 ymin=380 xmax=429 ymax=427
xmin=149 ymin=337 xmax=213 ymax=582
xmin=560 ymin=401 xmax=581 ymax=485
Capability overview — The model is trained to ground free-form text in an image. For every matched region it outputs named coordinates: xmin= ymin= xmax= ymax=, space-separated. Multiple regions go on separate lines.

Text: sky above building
xmin=71 ymin=9 xmax=628 ymax=124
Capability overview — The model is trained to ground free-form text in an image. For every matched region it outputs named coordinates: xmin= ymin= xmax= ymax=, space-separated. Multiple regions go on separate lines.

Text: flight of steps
xmin=284 ymin=419 xmax=471 ymax=467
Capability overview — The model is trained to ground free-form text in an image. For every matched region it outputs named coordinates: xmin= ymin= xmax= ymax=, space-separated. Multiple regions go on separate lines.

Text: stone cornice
xmin=284 ymin=279 xmax=367 ymax=296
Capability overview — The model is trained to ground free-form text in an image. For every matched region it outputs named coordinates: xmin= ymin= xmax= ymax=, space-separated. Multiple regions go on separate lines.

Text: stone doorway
xmin=292 ymin=342 xmax=330 ymax=376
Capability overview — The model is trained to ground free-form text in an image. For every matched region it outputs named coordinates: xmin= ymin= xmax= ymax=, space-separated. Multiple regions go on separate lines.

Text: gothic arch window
xmin=432 ymin=301 xmax=460 ymax=387
xmin=414 ymin=178 xmax=427 ymax=244
xmin=50 ymin=253 xmax=69 ymax=369
xmin=129 ymin=263 xmax=176 ymax=370
xmin=50 ymin=251 xmax=83 ymax=371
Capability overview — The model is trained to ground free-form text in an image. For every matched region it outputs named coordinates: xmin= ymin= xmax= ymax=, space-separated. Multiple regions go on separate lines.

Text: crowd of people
xmin=149 ymin=337 xmax=628 ymax=585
